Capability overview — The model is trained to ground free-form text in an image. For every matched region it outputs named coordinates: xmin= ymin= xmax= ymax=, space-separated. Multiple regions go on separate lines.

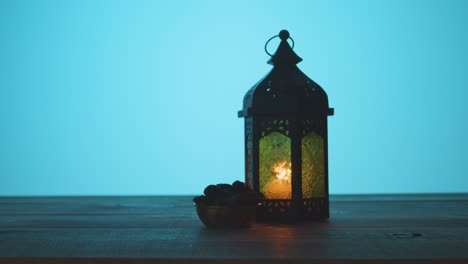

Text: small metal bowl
xmin=195 ymin=204 xmax=256 ymax=228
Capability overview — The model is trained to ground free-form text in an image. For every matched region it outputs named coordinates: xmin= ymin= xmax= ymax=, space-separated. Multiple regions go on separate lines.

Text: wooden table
xmin=0 ymin=194 xmax=467 ymax=263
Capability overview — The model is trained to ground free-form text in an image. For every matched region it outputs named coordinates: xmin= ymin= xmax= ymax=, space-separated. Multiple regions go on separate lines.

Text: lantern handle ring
xmin=264 ymin=31 xmax=295 ymax=57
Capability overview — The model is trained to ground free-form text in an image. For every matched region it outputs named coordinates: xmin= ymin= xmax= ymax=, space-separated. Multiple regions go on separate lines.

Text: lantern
xmin=238 ymin=30 xmax=334 ymax=222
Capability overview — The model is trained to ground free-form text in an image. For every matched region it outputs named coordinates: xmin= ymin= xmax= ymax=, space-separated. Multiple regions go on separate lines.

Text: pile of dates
xmin=193 ymin=181 xmax=264 ymax=206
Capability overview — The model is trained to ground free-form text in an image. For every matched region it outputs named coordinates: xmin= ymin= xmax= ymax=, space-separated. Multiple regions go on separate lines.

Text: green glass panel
xmin=302 ymin=132 xmax=325 ymax=198
xmin=259 ymin=132 xmax=291 ymax=199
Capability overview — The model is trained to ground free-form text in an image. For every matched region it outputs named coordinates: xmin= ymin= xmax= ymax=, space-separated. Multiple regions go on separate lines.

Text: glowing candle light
xmin=263 ymin=161 xmax=292 ymax=199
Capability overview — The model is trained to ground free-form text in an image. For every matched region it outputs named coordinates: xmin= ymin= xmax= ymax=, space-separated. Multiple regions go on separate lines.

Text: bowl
xmin=195 ymin=204 xmax=256 ymax=228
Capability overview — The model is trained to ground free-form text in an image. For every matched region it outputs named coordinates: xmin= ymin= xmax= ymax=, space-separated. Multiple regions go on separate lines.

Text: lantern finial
xmin=278 ymin=30 xmax=290 ymax=40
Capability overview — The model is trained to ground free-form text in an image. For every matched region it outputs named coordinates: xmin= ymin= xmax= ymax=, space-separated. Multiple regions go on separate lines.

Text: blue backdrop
xmin=1 ymin=0 xmax=467 ymax=195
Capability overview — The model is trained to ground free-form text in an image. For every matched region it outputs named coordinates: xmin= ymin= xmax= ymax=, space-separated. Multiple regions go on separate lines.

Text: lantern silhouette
xmin=238 ymin=30 xmax=334 ymax=222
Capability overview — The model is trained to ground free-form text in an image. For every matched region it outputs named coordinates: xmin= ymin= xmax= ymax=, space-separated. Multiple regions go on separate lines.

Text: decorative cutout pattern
xmin=302 ymin=198 xmax=327 ymax=218
xmin=257 ymin=198 xmax=327 ymax=221
xmin=261 ymin=200 xmax=291 ymax=218
xmin=260 ymin=119 xmax=289 ymax=137
xmin=302 ymin=119 xmax=325 ymax=137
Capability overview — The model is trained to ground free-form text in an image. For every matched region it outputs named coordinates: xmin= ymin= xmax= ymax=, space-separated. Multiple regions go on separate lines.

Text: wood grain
xmin=0 ymin=194 xmax=467 ymax=263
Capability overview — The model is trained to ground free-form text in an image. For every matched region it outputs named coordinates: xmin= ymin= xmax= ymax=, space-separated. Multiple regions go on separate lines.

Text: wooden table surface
xmin=0 ymin=194 xmax=467 ymax=264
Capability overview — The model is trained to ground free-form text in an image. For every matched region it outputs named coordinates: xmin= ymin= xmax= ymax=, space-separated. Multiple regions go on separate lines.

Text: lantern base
xmin=256 ymin=198 xmax=328 ymax=223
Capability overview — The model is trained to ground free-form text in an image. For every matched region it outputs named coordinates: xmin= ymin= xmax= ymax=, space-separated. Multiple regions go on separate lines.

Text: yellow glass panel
xmin=259 ymin=132 xmax=291 ymax=199
xmin=302 ymin=132 xmax=325 ymax=198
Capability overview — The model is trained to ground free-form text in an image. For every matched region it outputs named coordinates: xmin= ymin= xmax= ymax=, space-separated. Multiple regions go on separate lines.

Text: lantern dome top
xmin=238 ymin=30 xmax=334 ymax=118
xmin=266 ymin=30 xmax=303 ymax=66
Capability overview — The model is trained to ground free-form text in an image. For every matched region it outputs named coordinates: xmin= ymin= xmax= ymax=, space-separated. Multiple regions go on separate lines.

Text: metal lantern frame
xmin=238 ymin=30 xmax=334 ymax=222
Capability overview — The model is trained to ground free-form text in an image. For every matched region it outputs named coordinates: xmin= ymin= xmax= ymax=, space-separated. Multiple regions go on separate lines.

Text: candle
xmin=263 ymin=161 xmax=292 ymax=199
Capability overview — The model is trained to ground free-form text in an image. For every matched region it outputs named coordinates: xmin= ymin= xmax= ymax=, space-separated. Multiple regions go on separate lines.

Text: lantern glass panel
xmin=259 ymin=132 xmax=292 ymax=199
xmin=301 ymin=132 xmax=325 ymax=198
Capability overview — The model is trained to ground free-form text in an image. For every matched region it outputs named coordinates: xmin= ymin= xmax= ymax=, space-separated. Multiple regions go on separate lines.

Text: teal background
xmin=1 ymin=0 xmax=467 ymax=195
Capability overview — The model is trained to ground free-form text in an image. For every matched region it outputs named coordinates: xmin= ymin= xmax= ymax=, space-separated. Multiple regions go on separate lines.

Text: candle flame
xmin=273 ymin=161 xmax=292 ymax=182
